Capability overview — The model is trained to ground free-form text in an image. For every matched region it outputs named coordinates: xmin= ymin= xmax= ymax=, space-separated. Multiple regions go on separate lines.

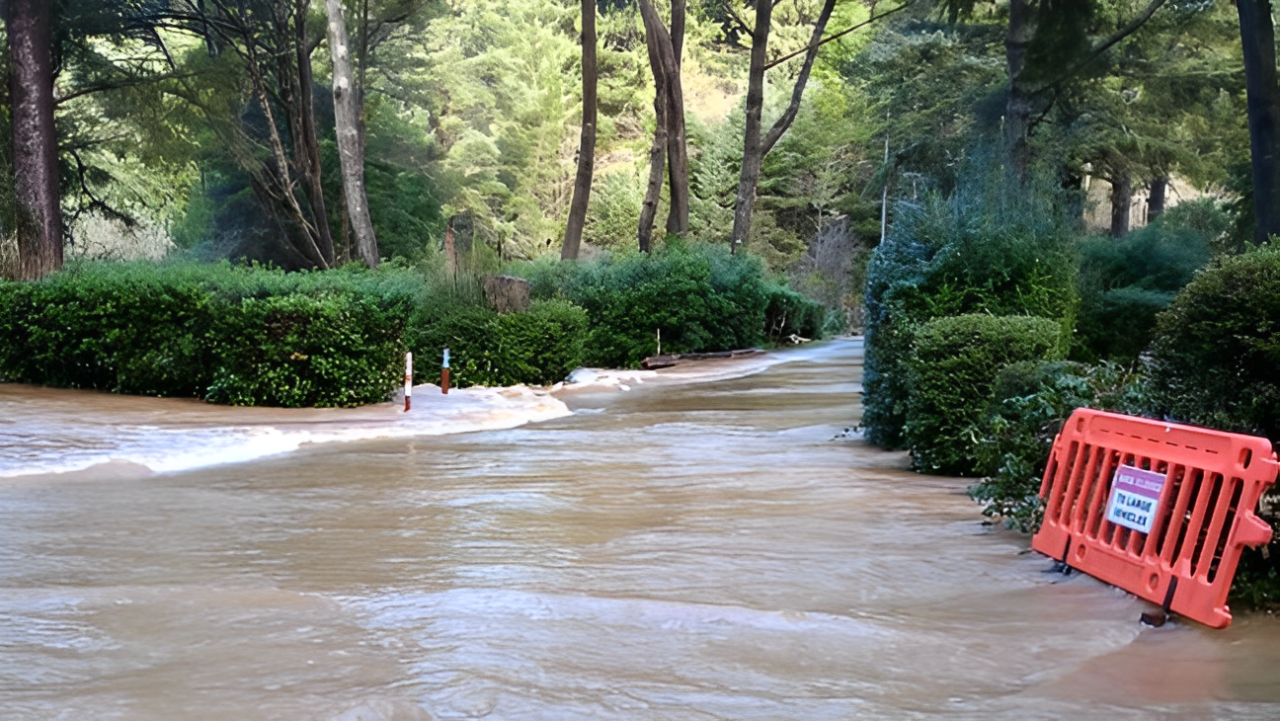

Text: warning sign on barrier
xmin=1105 ymin=465 xmax=1166 ymax=534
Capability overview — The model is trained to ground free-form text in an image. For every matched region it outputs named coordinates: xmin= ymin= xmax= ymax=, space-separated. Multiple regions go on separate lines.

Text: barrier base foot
xmin=1140 ymin=609 xmax=1169 ymax=628
xmin=1046 ymin=561 xmax=1072 ymax=576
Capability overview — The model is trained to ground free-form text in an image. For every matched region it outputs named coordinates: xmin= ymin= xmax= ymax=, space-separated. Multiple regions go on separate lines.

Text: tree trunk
xmin=663 ymin=0 xmax=689 ymax=235
xmin=561 ymin=0 xmax=597 ymax=261
xmin=730 ymin=0 xmax=836 ymax=252
xmin=296 ymin=2 xmax=336 ymax=266
xmin=325 ymin=0 xmax=380 ymax=268
xmin=730 ymin=0 xmax=775 ymax=254
xmin=1004 ymin=0 xmax=1036 ymax=183
xmin=637 ymin=0 xmax=688 ymax=237
xmin=1148 ymin=175 xmax=1168 ymax=220
xmin=637 ymin=8 xmax=669 ymax=254
xmin=1238 ymin=0 xmax=1280 ymax=245
xmin=7 ymin=0 xmax=63 ymax=280
xmin=1110 ymin=171 xmax=1132 ymax=237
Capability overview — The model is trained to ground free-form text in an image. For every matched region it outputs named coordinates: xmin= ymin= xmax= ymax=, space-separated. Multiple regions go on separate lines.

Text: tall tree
xmin=325 ymin=0 xmax=380 ymax=267
xmin=562 ymin=0 xmax=597 ymax=261
xmin=7 ymin=0 xmax=63 ymax=279
xmin=730 ymin=0 xmax=837 ymax=252
xmin=637 ymin=0 xmax=689 ymax=248
xmin=1237 ymin=0 xmax=1280 ymax=245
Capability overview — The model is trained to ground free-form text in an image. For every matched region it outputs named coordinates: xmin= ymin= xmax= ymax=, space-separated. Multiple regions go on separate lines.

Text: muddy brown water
xmin=2 ymin=338 xmax=1279 ymax=719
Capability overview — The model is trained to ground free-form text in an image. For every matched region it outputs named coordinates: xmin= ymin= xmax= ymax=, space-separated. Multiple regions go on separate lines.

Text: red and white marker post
xmin=404 ymin=352 xmax=413 ymax=412
xmin=441 ymin=347 xmax=451 ymax=395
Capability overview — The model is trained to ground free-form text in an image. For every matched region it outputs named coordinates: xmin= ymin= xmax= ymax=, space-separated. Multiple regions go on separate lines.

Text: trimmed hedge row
xmin=517 ymin=241 xmax=829 ymax=368
xmin=0 ymin=262 xmax=590 ymax=407
xmin=0 ymin=262 xmax=421 ymax=407
xmin=407 ymin=299 xmax=588 ymax=389
xmin=904 ymin=314 xmax=1062 ymax=476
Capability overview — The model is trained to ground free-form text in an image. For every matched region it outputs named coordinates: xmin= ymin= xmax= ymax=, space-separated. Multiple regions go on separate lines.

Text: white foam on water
xmin=0 ymin=385 xmax=571 ymax=479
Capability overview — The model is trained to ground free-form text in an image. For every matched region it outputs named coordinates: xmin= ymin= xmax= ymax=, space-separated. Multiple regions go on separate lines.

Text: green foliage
xmin=764 ymin=285 xmax=828 ymax=342
xmin=905 ymin=314 xmax=1063 ymax=477
xmin=862 ymin=156 xmax=1079 ymax=448
xmin=205 ymin=291 xmax=409 ymax=407
xmin=513 ymin=241 xmax=826 ymax=368
xmin=1147 ymin=244 xmax=1280 ymax=444
xmin=970 ymin=360 xmax=1148 ymax=531
xmin=0 ymin=261 xmax=423 ymax=407
xmin=1073 ymin=202 xmax=1220 ymax=361
xmin=406 ymin=298 xmax=588 ymax=389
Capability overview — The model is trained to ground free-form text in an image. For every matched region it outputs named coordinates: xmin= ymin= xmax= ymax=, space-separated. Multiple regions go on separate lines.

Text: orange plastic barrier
xmin=1031 ymin=408 xmax=1278 ymax=628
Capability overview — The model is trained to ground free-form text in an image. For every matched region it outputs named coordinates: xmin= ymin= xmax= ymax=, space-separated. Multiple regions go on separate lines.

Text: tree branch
xmin=1030 ymin=0 xmax=1170 ymax=98
xmin=764 ymin=0 xmax=918 ymax=71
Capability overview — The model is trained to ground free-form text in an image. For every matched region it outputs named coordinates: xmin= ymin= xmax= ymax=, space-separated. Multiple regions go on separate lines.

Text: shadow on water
xmin=2 ymin=338 xmax=1279 ymax=719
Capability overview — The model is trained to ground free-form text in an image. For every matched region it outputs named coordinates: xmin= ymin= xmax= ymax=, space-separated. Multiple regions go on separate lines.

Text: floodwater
xmin=2 ymin=338 xmax=1279 ymax=720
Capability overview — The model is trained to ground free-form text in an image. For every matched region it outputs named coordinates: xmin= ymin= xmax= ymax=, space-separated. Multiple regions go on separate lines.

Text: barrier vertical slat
xmin=1195 ymin=475 xmax=1234 ymax=580
xmin=1143 ymin=464 xmax=1183 ymax=561
xmin=1188 ymin=473 xmax=1224 ymax=578
xmin=1085 ymin=448 xmax=1119 ymax=538
xmin=1074 ymin=444 xmax=1108 ymax=534
xmin=1059 ymin=443 xmax=1093 ymax=528
xmin=1044 ymin=440 xmax=1080 ymax=525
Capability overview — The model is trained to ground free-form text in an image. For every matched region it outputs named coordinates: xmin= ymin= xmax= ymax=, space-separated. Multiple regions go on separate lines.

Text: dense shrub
xmin=1147 ymin=244 xmax=1280 ymax=443
xmin=1073 ymin=203 xmax=1218 ymax=361
xmin=904 ymin=314 xmax=1063 ymax=476
xmin=969 ymin=360 xmax=1148 ymax=531
xmin=406 ymin=299 xmax=588 ymax=388
xmin=516 ymin=241 xmax=825 ymax=368
xmin=863 ymin=172 xmax=1079 ymax=448
xmin=0 ymin=262 xmax=422 ymax=407
xmin=764 ymin=285 xmax=829 ymax=342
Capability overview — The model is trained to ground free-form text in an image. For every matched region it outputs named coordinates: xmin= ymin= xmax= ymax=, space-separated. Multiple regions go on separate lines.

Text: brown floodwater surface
xmin=2 ymin=338 xmax=1279 ymax=719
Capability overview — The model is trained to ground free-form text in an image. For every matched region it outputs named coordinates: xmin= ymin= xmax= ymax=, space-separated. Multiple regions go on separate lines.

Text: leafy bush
xmin=406 ymin=299 xmax=588 ymax=388
xmin=1148 ymin=246 xmax=1280 ymax=611
xmin=1147 ymin=244 xmax=1280 ymax=443
xmin=515 ymin=241 xmax=822 ymax=368
xmin=904 ymin=314 xmax=1063 ymax=476
xmin=863 ymin=167 xmax=1079 ymax=448
xmin=764 ymin=285 xmax=828 ymax=342
xmin=0 ymin=261 xmax=423 ymax=407
xmin=1074 ymin=205 xmax=1217 ymax=361
xmin=970 ymin=360 xmax=1147 ymax=531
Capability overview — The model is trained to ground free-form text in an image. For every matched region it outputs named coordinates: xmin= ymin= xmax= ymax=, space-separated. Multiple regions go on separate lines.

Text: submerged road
xmin=2 ymin=338 xmax=1279 ymax=719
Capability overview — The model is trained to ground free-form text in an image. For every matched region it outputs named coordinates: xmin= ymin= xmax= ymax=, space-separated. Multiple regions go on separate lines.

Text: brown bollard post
xmin=442 ymin=347 xmax=451 ymax=395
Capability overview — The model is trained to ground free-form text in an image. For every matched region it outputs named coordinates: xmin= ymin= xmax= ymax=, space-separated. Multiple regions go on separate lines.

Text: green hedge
xmin=406 ymin=299 xmax=588 ymax=388
xmin=862 ymin=179 xmax=1078 ymax=449
xmin=904 ymin=314 xmax=1062 ymax=476
xmin=516 ymin=241 xmax=826 ymax=368
xmin=1147 ymin=244 xmax=1280 ymax=443
xmin=0 ymin=262 xmax=422 ymax=407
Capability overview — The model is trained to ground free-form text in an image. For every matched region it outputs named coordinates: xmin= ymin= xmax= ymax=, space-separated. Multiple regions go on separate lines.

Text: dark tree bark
xmin=637 ymin=0 xmax=688 ymax=239
xmin=730 ymin=0 xmax=837 ymax=253
xmin=664 ymin=0 xmax=688 ymax=235
xmin=1238 ymin=0 xmax=1280 ymax=245
xmin=7 ymin=0 xmax=63 ymax=280
xmin=1003 ymin=0 xmax=1036 ymax=181
xmin=1148 ymin=175 xmax=1168 ymax=220
xmin=561 ymin=0 xmax=597 ymax=261
xmin=295 ymin=2 xmax=336 ymax=266
xmin=325 ymin=0 xmax=380 ymax=267
xmin=1110 ymin=170 xmax=1132 ymax=237
xmin=637 ymin=4 xmax=669 ymax=254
